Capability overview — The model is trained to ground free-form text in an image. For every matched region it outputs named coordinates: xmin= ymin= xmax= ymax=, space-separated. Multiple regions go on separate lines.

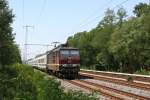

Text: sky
xmin=8 ymin=0 xmax=149 ymax=60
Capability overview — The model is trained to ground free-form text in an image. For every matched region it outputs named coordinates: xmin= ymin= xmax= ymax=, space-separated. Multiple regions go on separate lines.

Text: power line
xmin=71 ymin=0 xmax=113 ymax=34
xmin=22 ymin=0 xmax=24 ymax=25
xmin=51 ymin=42 xmax=61 ymax=47
xmin=71 ymin=0 xmax=129 ymax=34
xmin=35 ymin=0 xmax=47 ymax=27
xmin=25 ymin=43 xmax=54 ymax=59
xmin=39 ymin=0 xmax=47 ymax=17
xmin=113 ymin=0 xmax=129 ymax=9
xmin=81 ymin=0 xmax=129 ymax=29
xmin=79 ymin=0 xmax=113 ymax=27
xmin=25 ymin=43 xmax=53 ymax=46
xmin=25 ymin=43 xmax=53 ymax=52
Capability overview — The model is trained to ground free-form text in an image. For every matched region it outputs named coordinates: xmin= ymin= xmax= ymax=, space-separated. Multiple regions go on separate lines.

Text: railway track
xmin=80 ymin=69 xmax=150 ymax=83
xmin=79 ymin=72 xmax=150 ymax=91
xmin=68 ymin=80 xmax=124 ymax=100
xmin=34 ymin=68 xmax=150 ymax=99
xmin=68 ymin=79 xmax=150 ymax=100
xmin=71 ymin=70 xmax=150 ymax=100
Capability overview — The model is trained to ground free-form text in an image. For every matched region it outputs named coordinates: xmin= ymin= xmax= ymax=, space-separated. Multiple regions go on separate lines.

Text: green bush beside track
xmin=0 ymin=64 xmax=98 ymax=100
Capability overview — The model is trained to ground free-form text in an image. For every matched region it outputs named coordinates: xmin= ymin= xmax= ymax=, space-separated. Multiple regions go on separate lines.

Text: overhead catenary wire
xmin=71 ymin=0 xmax=129 ymax=34
xmin=71 ymin=0 xmax=113 ymax=34
xmin=23 ymin=0 xmax=130 ymax=60
xmin=39 ymin=0 xmax=47 ymax=17
xmin=35 ymin=0 xmax=47 ymax=27
xmin=22 ymin=0 xmax=24 ymax=25
xmin=78 ymin=0 xmax=113 ymax=28
xmin=25 ymin=43 xmax=53 ymax=47
xmin=22 ymin=0 xmax=47 ymax=61
xmin=25 ymin=43 xmax=53 ymax=53
xmin=25 ymin=43 xmax=53 ymax=59
xmin=79 ymin=0 xmax=129 ymax=30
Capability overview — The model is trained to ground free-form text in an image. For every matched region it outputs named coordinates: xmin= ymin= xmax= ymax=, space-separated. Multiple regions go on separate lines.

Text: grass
xmin=80 ymin=66 xmax=96 ymax=70
xmin=134 ymin=69 xmax=150 ymax=75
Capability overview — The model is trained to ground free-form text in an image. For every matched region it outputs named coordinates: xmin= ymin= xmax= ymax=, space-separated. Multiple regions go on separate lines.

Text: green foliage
xmin=67 ymin=31 xmax=97 ymax=67
xmin=0 ymin=44 xmax=21 ymax=65
xmin=117 ymin=7 xmax=127 ymax=27
xmin=135 ymin=69 xmax=150 ymax=75
xmin=109 ymin=13 xmax=150 ymax=73
xmin=0 ymin=64 xmax=98 ymax=100
xmin=127 ymin=76 xmax=133 ymax=82
xmin=0 ymin=64 xmax=37 ymax=100
xmin=67 ymin=2 xmax=150 ymax=73
xmin=62 ymin=90 xmax=98 ymax=100
xmin=0 ymin=0 xmax=21 ymax=65
xmin=133 ymin=3 xmax=150 ymax=17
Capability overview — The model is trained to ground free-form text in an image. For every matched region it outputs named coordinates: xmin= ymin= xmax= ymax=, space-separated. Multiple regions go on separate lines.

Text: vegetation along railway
xmin=1 ymin=0 xmax=150 ymax=99
xmin=28 ymin=44 xmax=150 ymax=100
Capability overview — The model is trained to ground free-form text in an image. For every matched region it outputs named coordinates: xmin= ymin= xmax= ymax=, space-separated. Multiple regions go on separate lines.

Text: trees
xmin=109 ymin=5 xmax=150 ymax=73
xmin=67 ymin=2 xmax=150 ymax=73
xmin=133 ymin=3 xmax=150 ymax=17
xmin=0 ymin=0 xmax=21 ymax=65
xmin=67 ymin=31 xmax=97 ymax=67
xmin=67 ymin=9 xmax=118 ymax=70
xmin=93 ymin=9 xmax=118 ymax=70
xmin=97 ymin=8 xmax=116 ymax=28
xmin=117 ymin=7 xmax=127 ymax=27
xmin=109 ymin=15 xmax=150 ymax=73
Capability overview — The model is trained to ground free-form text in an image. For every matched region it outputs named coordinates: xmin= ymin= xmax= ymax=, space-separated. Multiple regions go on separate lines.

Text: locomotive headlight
xmin=72 ymin=64 xmax=80 ymax=67
xmin=72 ymin=64 xmax=76 ymax=67
xmin=62 ymin=64 xmax=67 ymax=67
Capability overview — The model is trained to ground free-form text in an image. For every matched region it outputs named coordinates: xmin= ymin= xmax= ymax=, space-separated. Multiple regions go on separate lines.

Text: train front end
xmin=59 ymin=48 xmax=80 ymax=79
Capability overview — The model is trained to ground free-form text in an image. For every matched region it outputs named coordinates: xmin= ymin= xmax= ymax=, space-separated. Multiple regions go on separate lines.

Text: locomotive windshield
xmin=70 ymin=50 xmax=79 ymax=56
xmin=60 ymin=50 xmax=79 ymax=57
xmin=60 ymin=50 xmax=69 ymax=57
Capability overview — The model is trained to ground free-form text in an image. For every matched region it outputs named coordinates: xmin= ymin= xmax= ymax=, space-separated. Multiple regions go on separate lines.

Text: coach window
xmin=41 ymin=58 xmax=44 ymax=63
xmin=43 ymin=58 xmax=45 ymax=63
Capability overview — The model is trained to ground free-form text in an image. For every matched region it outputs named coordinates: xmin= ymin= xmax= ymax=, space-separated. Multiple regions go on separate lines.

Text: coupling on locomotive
xmin=28 ymin=44 xmax=80 ymax=79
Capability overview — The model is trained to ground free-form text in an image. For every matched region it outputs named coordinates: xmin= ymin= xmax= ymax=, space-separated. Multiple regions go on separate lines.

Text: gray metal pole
xmin=23 ymin=25 xmax=34 ymax=63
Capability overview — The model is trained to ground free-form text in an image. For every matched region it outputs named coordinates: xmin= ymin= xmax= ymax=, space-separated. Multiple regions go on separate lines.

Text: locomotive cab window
xmin=60 ymin=50 xmax=69 ymax=57
xmin=71 ymin=50 xmax=79 ymax=56
xmin=60 ymin=50 xmax=79 ymax=56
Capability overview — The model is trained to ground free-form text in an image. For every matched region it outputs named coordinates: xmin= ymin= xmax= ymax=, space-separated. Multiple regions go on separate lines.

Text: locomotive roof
xmin=29 ymin=44 xmax=78 ymax=60
xmin=47 ymin=44 xmax=78 ymax=53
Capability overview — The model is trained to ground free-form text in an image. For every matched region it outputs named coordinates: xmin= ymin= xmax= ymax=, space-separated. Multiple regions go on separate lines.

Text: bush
xmin=62 ymin=90 xmax=98 ymax=100
xmin=0 ymin=64 xmax=98 ymax=100
xmin=127 ymin=76 xmax=133 ymax=82
xmin=0 ymin=64 xmax=37 ymax=100
xmin=135 ymin=69 xmax=150 ymax=75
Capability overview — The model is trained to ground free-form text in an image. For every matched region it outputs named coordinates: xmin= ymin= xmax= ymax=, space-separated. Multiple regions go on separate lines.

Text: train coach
xmin=28 ymin=44 xmax=80 ymax=79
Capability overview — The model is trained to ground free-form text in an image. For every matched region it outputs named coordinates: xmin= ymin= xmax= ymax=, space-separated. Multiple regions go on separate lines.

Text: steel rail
xmin=68 ymin=80 xmax=123 ymax=100
xmin=80 ymin=70 xmax=150 ymax=83
xmin=80 ymin=72 xmax=150 ymax=91
xmin=78 ymin=79 xmax=150 ymax=100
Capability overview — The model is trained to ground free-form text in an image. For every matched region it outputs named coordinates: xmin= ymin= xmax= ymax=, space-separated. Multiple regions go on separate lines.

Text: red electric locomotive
xmin=46 ymin=44 xmax=80 ymax=79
